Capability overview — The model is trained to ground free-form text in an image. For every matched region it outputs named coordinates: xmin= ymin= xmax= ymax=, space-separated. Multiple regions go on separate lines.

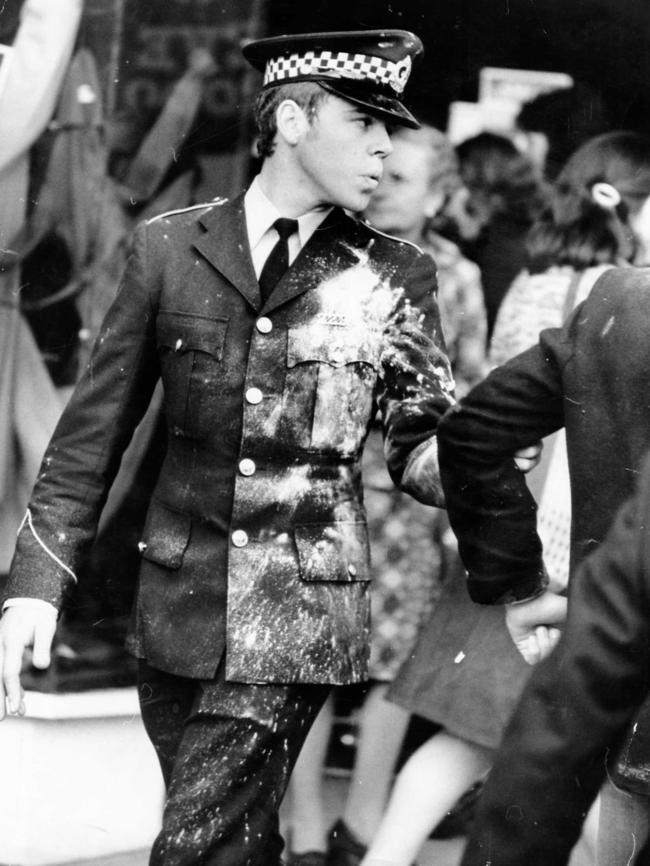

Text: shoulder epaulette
xmin=358 ymin=218 xmax=425 ymax=255
xmin=146 ymin=197 xmax=228 ymax=226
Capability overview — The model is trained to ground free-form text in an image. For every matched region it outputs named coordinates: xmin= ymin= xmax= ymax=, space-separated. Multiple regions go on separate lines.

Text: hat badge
xmin=390 ymin=56 xmax=412 ymax=94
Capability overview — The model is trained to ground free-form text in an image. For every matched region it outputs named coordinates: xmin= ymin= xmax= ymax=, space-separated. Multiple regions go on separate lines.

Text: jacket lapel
xmin=193 ymin=201 xmax=367 ymax=314
xmin=193 ymin=194 xmax=262 ymax=310
xmin=262 ymin=209 xmax=362 ymax=314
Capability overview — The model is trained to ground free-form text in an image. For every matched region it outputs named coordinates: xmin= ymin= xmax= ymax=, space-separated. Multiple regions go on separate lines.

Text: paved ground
xmin=67 ymin=840 xmax=466 ymax=866
xmin=66 ymin=773 xmax=466 ymax=866
xmin=64 ymin=773 xmax=595 ymax=866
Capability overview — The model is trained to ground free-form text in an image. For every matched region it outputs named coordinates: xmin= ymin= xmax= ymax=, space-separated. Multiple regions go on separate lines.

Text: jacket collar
xmin=194 ymin=195 xmax=367 ymax=313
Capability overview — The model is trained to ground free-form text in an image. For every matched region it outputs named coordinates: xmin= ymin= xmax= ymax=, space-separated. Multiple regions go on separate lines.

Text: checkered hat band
xmin=264 ymin=50 xmax=411 ymax=95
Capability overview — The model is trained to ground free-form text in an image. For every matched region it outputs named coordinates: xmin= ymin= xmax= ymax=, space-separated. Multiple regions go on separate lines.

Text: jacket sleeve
xmin=460 ymin=455 xmax=650 ymax=866
xmin=379 ymin=250 xmax=455 ymax=506
xmin=0 ymin=0 xmax=82 ymax=169
xmin=437 ymin=319 xmax=575 ymax=603
xmin=4 ymin=223 xmax=160 ymax=609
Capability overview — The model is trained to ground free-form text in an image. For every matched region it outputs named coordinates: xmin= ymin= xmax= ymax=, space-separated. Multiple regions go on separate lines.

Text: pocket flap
xmin=157 ymin=310 xmax=228 ymax=358
xmin=140 ymin=502 xmax=192 ymax=570
xmin=294 ymin=522 xmax=370 ymax=582
xmin=287 ymin=327 xmax=379 ymax=369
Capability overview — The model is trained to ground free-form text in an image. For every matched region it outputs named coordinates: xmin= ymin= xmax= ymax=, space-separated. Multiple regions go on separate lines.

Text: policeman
xmin=1 ymin=29 xmax=455 ymax=866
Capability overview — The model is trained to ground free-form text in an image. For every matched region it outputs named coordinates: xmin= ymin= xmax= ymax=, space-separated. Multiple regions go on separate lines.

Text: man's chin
xmin=351 ymin=194 xmax=373 ymax=213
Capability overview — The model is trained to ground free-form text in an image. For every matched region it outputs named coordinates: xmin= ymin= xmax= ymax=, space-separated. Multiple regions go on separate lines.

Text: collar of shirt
xmin=244 ymin=176 xmax=332 ymax=278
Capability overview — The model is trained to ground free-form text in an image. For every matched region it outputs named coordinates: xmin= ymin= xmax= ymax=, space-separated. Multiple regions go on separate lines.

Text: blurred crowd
xmin=3 ymin=2 xmax=650 ymax=866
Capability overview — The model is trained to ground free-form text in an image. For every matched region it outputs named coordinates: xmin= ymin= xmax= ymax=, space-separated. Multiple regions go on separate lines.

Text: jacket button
xmin=239 ymin=458 xmax=256 ymax=476
xmin=347 ymin=563 xmax=358 ymax=577
xmin=232 ymin=529 xmax=248 ymax=547
xmin=245 ymin=387 xmax=263 ymax=404
xmin=256 ymin=317 xmax=273 ymax=334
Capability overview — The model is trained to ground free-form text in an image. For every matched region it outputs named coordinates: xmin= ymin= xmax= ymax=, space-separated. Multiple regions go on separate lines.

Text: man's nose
xmin=373 ymin=125 xmax=393 ymax=158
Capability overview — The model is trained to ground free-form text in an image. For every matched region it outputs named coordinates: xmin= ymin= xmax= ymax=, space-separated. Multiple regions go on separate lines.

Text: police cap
xmin=242 ymin=29 xmax=423 ymax=129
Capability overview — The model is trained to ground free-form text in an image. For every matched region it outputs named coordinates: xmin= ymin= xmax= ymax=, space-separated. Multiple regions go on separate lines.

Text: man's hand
xmin=514 ymin=441 xmax=543 ymax=473
xmin=505 ymin=590 xmax=568 ymax=665
xmin=0 ymin=606 xmax=57 ymax=719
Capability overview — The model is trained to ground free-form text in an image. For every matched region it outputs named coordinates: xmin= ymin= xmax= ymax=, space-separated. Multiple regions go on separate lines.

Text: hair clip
xmin=591 ymin=182 xmax=622 ymax=209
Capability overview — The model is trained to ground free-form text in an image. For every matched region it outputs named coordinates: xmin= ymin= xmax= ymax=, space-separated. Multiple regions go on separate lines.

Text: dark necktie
xmin=258 ymin=217 xmax=298 ymax=303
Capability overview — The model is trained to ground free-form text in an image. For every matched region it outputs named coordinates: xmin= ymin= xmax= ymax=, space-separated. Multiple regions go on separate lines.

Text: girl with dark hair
xmin=527 ymin=129 xmax=650 ymax=271
xmin=491 ymin=130 xmax=650 ymax=365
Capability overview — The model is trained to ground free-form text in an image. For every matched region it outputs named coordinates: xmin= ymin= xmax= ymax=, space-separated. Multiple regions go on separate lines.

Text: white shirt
xmin=244 ymin=176 xmax=331 ymax=277
xmin=5 ymin=179 xmax=332 ymax=618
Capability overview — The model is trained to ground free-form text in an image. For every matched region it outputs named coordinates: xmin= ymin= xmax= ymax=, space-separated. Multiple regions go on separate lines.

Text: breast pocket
xmin=157 ymin=310 xmax=228 ymax=438
xmin=285 ymin=326 xmax=380 ymax=454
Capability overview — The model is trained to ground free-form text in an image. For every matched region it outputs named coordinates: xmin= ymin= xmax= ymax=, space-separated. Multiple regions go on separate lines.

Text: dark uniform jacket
xmin=6 ymin=193 xmax=454 ymax=684
xmin=436 ymin=266 xmax=650 ymax=862
xmin=438 ymin=265 xmax=650 ymax=605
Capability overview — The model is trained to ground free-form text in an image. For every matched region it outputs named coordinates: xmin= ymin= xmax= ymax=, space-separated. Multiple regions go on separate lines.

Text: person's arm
xmin=437 ymin=335 xmax=569 ymax=604
xmin=0 ymin=222 xmax=160 ymax=716
xmin=378 ymin=250 xmax=543 ymax=507
xmin=378 ymin=250 xmax=456 ymax=506
xmin=0 ymin=0 xmax=82 ymax=170
xmin=460 ymin=455 xmax=650 ymax=866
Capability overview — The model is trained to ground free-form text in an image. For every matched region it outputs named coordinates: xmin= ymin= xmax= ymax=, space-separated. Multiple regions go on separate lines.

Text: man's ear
xmin=275 ymin=99 xmax=310 ymax=146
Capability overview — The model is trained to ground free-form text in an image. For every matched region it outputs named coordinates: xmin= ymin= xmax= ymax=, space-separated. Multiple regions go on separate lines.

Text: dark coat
xmin=6 ymin=194 xmax=454 ymax=684
xmin=438 ymin=265 xmax=650 ymax=604
xmin=460 ymin=452 xmax=650 ymax=866
xmin=437 ymin=265 xmax=650 ymax=861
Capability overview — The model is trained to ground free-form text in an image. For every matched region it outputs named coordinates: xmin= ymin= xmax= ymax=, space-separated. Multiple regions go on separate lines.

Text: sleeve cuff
xmin=399 ymin=435 xmax=445 ymax=506
xmin=3 ymin=598 xmax=58 ymax=615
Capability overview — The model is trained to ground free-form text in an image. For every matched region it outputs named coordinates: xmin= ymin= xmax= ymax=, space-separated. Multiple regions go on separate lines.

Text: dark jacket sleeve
xmin=460 ymin=453 xmax=650 ymax=866
xmin=5 ymin=223 xmax=160 ymax=608
xmin=436 ymin=321 xmax=575 ymax=603
xmin=380 ymin=250 xmax=455 ymax=505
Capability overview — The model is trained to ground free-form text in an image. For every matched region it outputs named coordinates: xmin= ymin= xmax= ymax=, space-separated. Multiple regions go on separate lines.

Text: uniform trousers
xmin=138 ymin=659 xmax=330 ymax=866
